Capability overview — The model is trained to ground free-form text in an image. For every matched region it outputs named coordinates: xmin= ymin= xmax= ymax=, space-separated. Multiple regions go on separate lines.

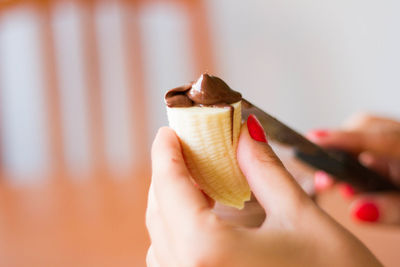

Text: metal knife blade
xmin=241 ymin=99 xmax=399 ymax=192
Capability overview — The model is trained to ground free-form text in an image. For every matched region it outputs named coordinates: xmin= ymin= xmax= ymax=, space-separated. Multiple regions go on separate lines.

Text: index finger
xmin=310 ymin=130 xmax=400 ymax=159
xmin=151 ymin=127 xmax=211 ymax=224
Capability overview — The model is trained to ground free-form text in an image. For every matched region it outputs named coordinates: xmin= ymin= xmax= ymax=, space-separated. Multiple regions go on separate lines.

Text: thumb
xmin=237 ymin=115 xmax=309 ymax=219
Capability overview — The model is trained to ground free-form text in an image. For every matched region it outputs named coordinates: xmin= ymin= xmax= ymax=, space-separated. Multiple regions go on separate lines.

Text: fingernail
xmin=307 ymin=129 xmax=330 ymax=142
xmin=352 ymin=201 xmax=380 ymax=222
xmin=247 ymin=114 xmax=268 ymax=143
xmin=358 ymin=152 xmax=375 ymax=167
xmin=314 ymin=171 xmax=334 ymax=192
xmin=340 ymin=184 xmax=355 ymax=199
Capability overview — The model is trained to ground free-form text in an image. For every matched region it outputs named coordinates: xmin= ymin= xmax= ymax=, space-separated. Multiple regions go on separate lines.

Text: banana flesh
xmin=167 ymin=101 xmax=251 ymax=209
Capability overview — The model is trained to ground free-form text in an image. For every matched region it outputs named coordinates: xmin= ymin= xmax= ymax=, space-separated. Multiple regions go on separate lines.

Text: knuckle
xmin=255 ymin=145 xmax=285 ymax=168
xmin=170 ymin=155 xmax=181 ymax=165
xmin=180 ymin=216 xmax=232 ymax=267
xmin=181 ymin=239 xmax=229 ymax=267
xmin=347 ymin=112 xmax=376 ymax=127
xmin=194 ymin=213 xmax=228 ymax=237
xmin=156 ymin=155 xmax=187 ymax=180
xmin=357 ymin=112 xmax=375 ymax=122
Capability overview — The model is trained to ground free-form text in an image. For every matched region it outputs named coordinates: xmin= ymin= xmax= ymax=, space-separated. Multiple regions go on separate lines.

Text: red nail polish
xmin=307 ymin=130 xmax=330 ymax=141
xmin=247 ymin=114 xmax=268 ymax=143
xmin=353 ymin=201 xmax=380 ymax=222
xmin=340 ymin=184 xmax=355 ymax=199
xmin=314 ymin=171 xmax=333 ymax=192
xmin=313 ymin=130 xmax=329 ymax=138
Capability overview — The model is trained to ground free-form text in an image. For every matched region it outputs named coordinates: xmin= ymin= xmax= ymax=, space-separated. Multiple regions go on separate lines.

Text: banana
xmin=166 ymin=100 xmax=251 ymax=209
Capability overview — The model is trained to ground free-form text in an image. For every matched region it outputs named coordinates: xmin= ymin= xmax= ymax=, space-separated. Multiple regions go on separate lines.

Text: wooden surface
xmin=0 ymin=168 xmax=150 ymax=267
xmin=1 ymin=170 xmax=400 ymax=267
xmin=318 ymin=190 xmax=400 ymax=267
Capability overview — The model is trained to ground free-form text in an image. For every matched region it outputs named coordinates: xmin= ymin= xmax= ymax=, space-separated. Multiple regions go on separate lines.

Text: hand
xmin=146 ymin=116 xmax=381 ymax=266
xmin=308 ymin=113 xmax=400 ymax=224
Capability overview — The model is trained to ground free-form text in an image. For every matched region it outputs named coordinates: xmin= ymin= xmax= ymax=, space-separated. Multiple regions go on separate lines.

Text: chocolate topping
xmin=165 ymin=74 xmax=242 ymax=107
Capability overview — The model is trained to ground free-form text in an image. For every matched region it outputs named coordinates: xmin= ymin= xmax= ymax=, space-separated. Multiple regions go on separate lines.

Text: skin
xmin=146 ymin=125 xmax=382 ymax=267
xmin=309 ymin=113 xmax=400 ymax=224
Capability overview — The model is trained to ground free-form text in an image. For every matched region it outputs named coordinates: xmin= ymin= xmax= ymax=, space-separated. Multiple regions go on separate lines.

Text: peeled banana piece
xmin=167 ymin=101 xmax=251 ymax=209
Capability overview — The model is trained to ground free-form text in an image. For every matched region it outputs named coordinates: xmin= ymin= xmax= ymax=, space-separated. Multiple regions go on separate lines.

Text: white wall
xmin=207 ymin=0 xmax=400 ymax=132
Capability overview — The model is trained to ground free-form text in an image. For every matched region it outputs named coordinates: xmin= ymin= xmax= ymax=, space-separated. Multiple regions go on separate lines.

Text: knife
xmin=241 ymin=99 xmax=399 ymax=192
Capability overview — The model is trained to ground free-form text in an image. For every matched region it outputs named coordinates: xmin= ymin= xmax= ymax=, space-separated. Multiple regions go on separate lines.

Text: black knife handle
xmin=295 ymin=149 xmax=399 ymax=192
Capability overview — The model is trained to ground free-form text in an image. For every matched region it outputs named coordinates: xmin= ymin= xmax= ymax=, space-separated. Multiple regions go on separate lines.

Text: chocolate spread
xmin=165 ymin=74 xmax=242 ymax=142
xmin=164 ymin=74 xmax=242 ymax=108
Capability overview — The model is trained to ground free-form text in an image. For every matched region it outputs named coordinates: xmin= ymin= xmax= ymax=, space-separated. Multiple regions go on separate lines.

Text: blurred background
xmin=0 ymin=0 xmax=400 ymax=266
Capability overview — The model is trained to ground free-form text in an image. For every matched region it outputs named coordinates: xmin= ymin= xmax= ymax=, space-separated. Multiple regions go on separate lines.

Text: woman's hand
xmin=309 ymin=114 xmax=400 ymax=224
xmin=146 ymin=116 xmax=381 ymax=267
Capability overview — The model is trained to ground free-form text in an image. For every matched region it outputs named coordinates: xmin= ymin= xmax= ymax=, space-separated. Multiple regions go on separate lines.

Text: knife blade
xmin=241 ymin=99 xmax=399 ymax=192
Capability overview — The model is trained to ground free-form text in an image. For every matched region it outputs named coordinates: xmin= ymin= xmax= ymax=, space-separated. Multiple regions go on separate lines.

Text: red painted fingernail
xmin=314 ymin=171 xmax=334 ymax=192
xmin=340 ymin=184 xmax=355 ymax=199
xmin=313 ymin=130 xmax=330 ymax=138
xmin=352 ymin=201 xmax=380 ymax=222
xmin=307 ymin=129 xmax=330 ymax=142
xmin=247 ymin=114 xmax=268 ymax=143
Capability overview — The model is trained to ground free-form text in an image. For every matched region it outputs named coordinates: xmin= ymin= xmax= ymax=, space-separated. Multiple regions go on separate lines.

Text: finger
xmin=151 ymin=127 xmax=211 ymax=230
xmin=343 ymin=113 xmax=400 ymax=133
xmin=314 ymin=171 xmax=335 ymax=192
xmin=359 ymin=152 xmax=400 ymax=186
xmin=237 ymin=115 xmax=309 ymax=220
xmin=350 ymin=194 xmax=400 ymax=225
xmin=307 ymin=130 xmax=366 ymax=154
xmin=338 ymin=183 xmax=356 ymax=199
xmin=307 ymin=130 xmax=400 ymax=159
xmin=146 ymin=246 xmax=160 ymax=267
xmin=313 ymin=170 xmax=357 ymax=199
xmin=358 ymin=152 xmax=391 ymax=178
xmin=388 ymin=160 xmax=400 ymax=185
xmin=145 ymin=184 xmax=177 ymax=266
xmin=343 ymin=113 xmax=387 ymax=131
